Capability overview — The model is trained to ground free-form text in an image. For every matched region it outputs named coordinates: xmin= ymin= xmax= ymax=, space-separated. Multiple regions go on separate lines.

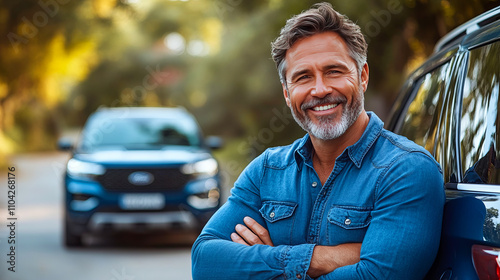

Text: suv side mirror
xmin=58 ymin=138 xmax=74 ymax=151
xmin=204 ymin=136 xmax=224 ymax=150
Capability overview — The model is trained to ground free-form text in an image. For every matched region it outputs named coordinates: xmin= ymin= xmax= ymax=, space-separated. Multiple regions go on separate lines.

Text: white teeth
xmin=312 ymin=104 xmax=338 ymax=111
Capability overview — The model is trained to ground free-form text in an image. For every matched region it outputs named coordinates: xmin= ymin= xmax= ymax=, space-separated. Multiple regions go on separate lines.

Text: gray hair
xmin=271 ymin=2 xmax=368 ymax=85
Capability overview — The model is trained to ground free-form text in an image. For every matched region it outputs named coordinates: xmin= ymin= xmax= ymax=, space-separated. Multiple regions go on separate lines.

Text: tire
xmin=64 ymin=219 xmax=83 ymax=247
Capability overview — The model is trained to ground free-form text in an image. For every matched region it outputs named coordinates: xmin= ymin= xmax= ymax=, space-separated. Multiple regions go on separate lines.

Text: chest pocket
xmin=327 ymin=206 xmax=372 ymax=245
xmin=259 ymin=201 xmax=297 ymax=245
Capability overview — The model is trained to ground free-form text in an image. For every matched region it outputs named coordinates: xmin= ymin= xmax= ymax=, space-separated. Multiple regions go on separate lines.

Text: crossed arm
xmin=191 ymin=190 xmax=364 ymax=280
xmin=231 ymin=216 xmax=361 ymax=278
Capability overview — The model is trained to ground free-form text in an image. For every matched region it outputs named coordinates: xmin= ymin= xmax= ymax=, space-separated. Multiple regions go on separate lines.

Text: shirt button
xmin=311 ymin=181 xmax=318 ymax=188
xmin=296 ymin=274 xmax=302 ymax=279
xmin=269 ymin=212 xmax=275 ymax=218
xmin=344 ymin=218 xmax=351 ymax=225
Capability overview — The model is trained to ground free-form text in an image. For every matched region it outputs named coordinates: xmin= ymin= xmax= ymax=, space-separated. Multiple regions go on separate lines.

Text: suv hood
xmin=73 ymin=148 xmax=211 ymax=166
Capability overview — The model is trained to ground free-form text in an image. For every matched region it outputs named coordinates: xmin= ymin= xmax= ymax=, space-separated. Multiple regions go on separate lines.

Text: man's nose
xmin=310 ymin=76 xmax=331 ymax=98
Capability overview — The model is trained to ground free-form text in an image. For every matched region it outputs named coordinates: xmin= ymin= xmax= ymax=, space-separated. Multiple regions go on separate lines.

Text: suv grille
xmin=97 ymin=168 xmax=190 ymax=192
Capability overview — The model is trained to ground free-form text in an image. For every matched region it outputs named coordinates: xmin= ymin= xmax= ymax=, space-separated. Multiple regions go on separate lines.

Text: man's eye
xmin=296 ymin=75 xmax=310 ymax=81
xmin=327 ymin=70 xmax=340 ymax=75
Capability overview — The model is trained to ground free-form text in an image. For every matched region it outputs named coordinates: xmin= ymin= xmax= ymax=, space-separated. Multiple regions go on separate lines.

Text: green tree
xmin=0 ymin=0 xmax=132 ymax=154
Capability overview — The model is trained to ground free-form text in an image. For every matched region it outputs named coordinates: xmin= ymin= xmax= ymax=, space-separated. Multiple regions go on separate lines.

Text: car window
xmin=460 ymin=40 xmax=500 ymax=184
xmin=398 ymin=62 xmax=451 ymax=153
xmin=396 ymin=57 xmax=466 ymax=182
xmin=79 ymin=116 xmax=201 ymax=151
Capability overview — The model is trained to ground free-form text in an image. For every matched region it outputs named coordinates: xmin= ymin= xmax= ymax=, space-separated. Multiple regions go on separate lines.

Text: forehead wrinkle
xmin=322 ymin=63 xmax=349 ymax=71
xmin=284 ymin=33 xmax=358 ymax=83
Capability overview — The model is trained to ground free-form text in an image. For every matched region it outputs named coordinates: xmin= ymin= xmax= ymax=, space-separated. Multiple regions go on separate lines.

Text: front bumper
xmin=88 ymin=211 xmax=197 ymax=232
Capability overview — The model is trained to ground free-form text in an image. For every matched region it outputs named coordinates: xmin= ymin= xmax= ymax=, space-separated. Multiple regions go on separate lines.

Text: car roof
xmin=434 ymin=5 xmax=500 ymax=53
xmin=90 ymin=107 xmax=194 ymax=119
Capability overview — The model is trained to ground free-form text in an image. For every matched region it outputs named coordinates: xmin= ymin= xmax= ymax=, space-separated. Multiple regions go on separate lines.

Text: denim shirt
xmin=192 ymin=112 xmax=445 ymax=280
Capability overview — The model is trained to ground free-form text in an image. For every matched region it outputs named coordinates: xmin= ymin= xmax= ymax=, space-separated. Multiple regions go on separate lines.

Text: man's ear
xmin=282 ymin=83 xmax=291 ymax=107
xmin=361 ymin=63 xmax=369 ymax=93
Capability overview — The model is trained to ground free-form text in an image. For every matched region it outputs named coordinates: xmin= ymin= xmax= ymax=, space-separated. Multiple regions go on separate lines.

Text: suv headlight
xmin=67 ymin=158 xmax=106 ymax=180
xmin=181 ymin=158 xmax=218 ymax=177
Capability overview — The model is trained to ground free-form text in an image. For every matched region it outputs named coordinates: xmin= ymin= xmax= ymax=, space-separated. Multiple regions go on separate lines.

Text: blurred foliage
xmin=485 ymin=207 xmax=500 ymax=243
xmin=0 ymin=0 xmax=499 ymax=170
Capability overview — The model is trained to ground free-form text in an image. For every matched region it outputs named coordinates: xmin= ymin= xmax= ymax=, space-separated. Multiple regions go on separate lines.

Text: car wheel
xmin=64 ymin=219 xmax=83 ymax=247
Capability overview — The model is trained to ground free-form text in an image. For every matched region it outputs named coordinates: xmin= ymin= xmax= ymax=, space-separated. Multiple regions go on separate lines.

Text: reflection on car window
xmin=461 ymin=40 xmax=500 ymax=184
xmin=399 ymin=62 xmax=450 ymax=153
xmin=79 ymin=117 xmax=201 ymax=151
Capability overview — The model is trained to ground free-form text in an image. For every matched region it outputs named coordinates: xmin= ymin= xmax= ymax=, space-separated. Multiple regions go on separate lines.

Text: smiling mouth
xmin=311 ymin=103 xmax=339 ymax=112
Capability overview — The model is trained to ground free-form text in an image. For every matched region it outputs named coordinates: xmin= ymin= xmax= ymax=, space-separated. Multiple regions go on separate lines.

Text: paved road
xmin=0 ymin=152 xmax=193 ymax=280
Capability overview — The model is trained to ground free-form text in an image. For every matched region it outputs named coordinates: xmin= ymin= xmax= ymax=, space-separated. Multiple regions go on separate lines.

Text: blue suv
xmin=59 ymin=107 xmax=223 ymax=247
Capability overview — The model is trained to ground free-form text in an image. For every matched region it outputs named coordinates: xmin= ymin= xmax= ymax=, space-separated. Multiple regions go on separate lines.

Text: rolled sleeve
xmin=192 ymin=239 xmax=315 ymax=279
xmin=281 ymin=244 xmax=316 ymax=279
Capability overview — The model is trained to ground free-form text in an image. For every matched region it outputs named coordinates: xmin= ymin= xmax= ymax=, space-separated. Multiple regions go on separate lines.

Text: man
xmin=192 ymin=3 xmax=444 ymax=279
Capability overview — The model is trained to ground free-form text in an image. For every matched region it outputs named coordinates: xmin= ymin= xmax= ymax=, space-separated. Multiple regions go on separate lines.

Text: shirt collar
xmin=294 ymin=134 xmax=313 ymax=171
xmin=347 ymin=112 xmax=383 ymax=168
xmin=293 ymin=111 xmax=383 ymax=169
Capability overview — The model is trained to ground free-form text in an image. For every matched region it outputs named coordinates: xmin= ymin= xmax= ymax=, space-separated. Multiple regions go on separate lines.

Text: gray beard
xmin=290 ymin=89 xmax=364 ymax=140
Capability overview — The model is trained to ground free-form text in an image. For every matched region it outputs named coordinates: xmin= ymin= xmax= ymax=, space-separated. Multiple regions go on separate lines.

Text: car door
xmin=447 ymin=39 xmax=500 ymax=280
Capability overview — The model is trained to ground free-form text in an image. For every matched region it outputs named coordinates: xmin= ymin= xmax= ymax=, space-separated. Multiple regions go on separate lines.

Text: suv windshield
xmin=78 ymin=116 xmax=201 ymax=152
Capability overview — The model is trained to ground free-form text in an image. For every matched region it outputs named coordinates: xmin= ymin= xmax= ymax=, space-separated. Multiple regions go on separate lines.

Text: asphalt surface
xmin=0 ymin=152 xmax=194 ymax=280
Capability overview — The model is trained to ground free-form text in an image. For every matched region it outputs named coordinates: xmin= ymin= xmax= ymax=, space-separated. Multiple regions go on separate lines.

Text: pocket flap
xmin=260 ymin=201 xmax=297 ymax=223
xmin=328 ymin=206 xmax=372 ymax=229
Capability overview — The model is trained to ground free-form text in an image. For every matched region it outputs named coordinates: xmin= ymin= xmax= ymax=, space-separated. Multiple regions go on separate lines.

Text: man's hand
xmin=307 ymin=243 xmax=362 ymax=278
xmin=230 ymin=216 xmax=274 ymax=246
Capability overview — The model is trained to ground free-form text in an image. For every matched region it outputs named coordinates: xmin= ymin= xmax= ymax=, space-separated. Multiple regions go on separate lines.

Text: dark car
xmin=386 ymin=6 xmax=500 ymax=279
xmin=58 ymin=107 xmax=223 ymax=247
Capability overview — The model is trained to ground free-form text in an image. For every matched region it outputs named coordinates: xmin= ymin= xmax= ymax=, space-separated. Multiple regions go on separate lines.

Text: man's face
xmin=283 ymin=32 xmax=369 ymax=140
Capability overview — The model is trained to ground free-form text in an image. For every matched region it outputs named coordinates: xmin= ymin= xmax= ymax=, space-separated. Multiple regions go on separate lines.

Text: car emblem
xmin=128 ymin=171 xmax=154 ymax=186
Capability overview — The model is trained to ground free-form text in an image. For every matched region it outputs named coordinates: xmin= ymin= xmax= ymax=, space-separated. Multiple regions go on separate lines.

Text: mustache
xmin=300 ymin=95 xmax=347 ymax=111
